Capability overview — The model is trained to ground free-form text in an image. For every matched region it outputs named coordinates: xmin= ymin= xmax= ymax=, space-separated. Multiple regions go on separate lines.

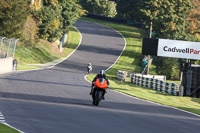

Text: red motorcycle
xmin=92 ymin=78 xmax=108 ymax=106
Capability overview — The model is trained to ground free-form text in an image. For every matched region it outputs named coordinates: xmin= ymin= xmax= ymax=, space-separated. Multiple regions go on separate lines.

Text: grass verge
xmin=15 ymin=26 xmax=81 ymax=70
xmin=82 ymin=17 xmax=200 ymax=115
xmin=0 ymin=123 xmax=19 ymax=133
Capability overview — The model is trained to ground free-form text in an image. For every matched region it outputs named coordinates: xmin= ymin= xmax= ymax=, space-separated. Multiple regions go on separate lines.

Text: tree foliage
xmin=59 ymin=0 xmax=83 ymax=31
xmin=23 ymin=15 xmax=39 ymax=46
xmin=186 ymin=0 xmax=200 ymax=41
xmin=154 ymin=57 xmax=180 ymax=80
xmin=0 ymin=0 xmax=30 ymax=39
xmin=35 ymin=2 xmax=61 ymax=42
xmin=80 ymin=0 xmax=117 ymax=18
xmin=133 ymin=0 xmax=192 ymax=40
xmin=33 ymin=0 xmax=82 ymax=42
xmin=115 ymin=0 xmax=140 ymax=19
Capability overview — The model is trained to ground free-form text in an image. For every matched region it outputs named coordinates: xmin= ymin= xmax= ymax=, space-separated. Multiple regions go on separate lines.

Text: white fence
xmin=117 ymin=70 xmax=180 ymax=96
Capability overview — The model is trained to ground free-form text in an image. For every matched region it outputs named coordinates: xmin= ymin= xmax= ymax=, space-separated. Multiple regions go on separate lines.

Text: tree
xmin=23 ymin=15 xmax=39 ymax=46
xmin=80 ymin=0 xmax=117 ymax=18
xmin=115 ymin=0 xmax=140 ymax=19
xmin=186 ymin=0 xmax=200 ymax=41
xmin=59 ymin=0 xmax=83 ymax=31
xmin=133 ymin=0 xmax=192 ymax=40
xmin=36 ymin=2 xmax=61 ymax=42
xmin=0 ymin=0 xmax=30 ymax=39
xmin=33 ymin=0 xmax=83 ymax=42
xmin=155 ymin=57 xmax=180 ymax=80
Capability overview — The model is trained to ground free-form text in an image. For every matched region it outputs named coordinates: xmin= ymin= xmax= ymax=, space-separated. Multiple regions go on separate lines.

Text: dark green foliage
xmin=115 ymin=0 xmax=140 ymax=19
xmin=38 ymin=4 xmax=62 ymax=42
xmin=79 ymin=0 xmax=117 ymax=18
xmin=59 ymin=0 xmax=82 ymax=31
xmin=154 ymin=57 xmax=180 ymax=80
xmin=0 ymin=0 xmax=30 ymax=39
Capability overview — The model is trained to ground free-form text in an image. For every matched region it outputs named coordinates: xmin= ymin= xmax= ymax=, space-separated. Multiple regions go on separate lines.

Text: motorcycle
xmin=92 ymin=78 xmax=107 ymax=106
xmin=87 ymin=63 xmax=92 ymax=73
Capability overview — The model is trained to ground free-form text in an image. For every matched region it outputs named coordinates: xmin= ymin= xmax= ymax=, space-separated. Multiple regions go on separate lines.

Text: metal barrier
xmin=131 ymin=74 xmax=179 ymax=96
xmin=117 ymin=70 xmax=126 ymax=81
xmin=117 ymin=70 xmax=179 ymax=96
xmin=117 ymin=70 xmax=135 ymax=81
xmin=0 ymin=36 xmax=18 ymax=58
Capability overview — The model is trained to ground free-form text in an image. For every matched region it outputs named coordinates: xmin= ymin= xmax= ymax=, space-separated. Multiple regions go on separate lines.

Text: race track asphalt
xmin=0 ymin=20 xmax=200 ymax=133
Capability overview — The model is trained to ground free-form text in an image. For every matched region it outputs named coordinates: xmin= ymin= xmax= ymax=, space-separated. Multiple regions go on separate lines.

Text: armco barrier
xmin=0 ymin=57 xmax=13 ymax=74
xmin=117 ymin=70 xmax=179 ymax=96
xmin=131 ymin=74 xmax=179 ymax=96
xmin=117 ymin=70 xmax=135 ymax=81
xmin=117 ymin=70 xmax=127 ymax=81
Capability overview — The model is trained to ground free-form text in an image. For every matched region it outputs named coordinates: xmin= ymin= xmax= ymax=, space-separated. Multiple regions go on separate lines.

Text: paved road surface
xmin=0 ymin=20 xmax=200 ymax=133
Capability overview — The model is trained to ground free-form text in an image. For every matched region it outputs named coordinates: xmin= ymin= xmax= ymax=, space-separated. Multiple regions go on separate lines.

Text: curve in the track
xmin=0 ymin=20 xmax=199 ymax=133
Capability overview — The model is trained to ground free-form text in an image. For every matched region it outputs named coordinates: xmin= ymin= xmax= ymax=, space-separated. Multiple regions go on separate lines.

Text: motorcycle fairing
xmin=94 ymin=78 xmax=107 ymax=89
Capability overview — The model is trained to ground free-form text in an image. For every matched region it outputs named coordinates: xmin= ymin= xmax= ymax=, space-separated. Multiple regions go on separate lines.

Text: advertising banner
xmin=157 ymin=39 xmax=200 ymax=60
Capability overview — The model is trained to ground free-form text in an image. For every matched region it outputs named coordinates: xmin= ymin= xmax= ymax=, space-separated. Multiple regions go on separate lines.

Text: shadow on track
xmin=0 ymin=91 xmax=199 ymax=122
xmin=0 ymin=77 xmax=90 ymax=88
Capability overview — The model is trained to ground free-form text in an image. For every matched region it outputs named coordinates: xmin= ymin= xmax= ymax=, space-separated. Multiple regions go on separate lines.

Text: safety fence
xmin=117 ymin=70 xmax=130 ymax=81
xmin=117 ymin=70 xmax=180 ymax=96
xmin=0 ymin=36 xmax=18 ymax=58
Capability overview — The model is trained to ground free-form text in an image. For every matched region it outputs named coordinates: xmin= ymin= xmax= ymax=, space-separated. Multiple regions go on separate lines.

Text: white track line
xmin=0 ymin=111 xmax=24 ymax=133
xmin=0 ymin=111 xmax=5 ymax=123
xmin=3 ymin=123 xmax=24 ymax=133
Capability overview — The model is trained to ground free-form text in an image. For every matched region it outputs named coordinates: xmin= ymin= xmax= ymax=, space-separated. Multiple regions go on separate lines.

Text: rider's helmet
xmin=99 ymin=70 xmax=105 ymax=77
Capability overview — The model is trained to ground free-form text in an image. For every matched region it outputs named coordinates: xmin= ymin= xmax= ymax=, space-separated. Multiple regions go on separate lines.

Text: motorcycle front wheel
xmin=93 ymin=90 xmax=101 ymax=106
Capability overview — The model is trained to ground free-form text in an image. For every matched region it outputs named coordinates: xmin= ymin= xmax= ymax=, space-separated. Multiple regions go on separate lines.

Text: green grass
xmin=17 ymin=64 xmax=41 ymax=70
xmin=0 ymin=123 xmax=19 ymax=133
xmin=83 ymin=17 xmax=200 ymax=115
xmin=15 ymin=26 xmax=81 ymax=70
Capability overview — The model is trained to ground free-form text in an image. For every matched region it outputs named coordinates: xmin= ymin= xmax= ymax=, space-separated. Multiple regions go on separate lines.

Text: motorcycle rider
xmin=87 ymin=63 xmax=92 ymax=73
xmin=90 ymin=70 xmax=109 ymax=100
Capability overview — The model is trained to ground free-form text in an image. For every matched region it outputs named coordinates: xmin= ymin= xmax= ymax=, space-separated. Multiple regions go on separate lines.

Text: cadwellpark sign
xmin=163 ymin=47 xmax=200 ymax=55
xmin=157 ymin=39 xmax=200 ymax=60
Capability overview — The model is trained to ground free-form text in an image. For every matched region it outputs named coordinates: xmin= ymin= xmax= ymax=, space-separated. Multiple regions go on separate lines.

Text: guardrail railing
xmin=117 ymin=70 xmax=179 ymax=96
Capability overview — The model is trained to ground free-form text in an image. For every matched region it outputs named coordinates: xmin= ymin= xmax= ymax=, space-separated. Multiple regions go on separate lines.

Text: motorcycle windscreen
xmin=94 ymin=78 xmax=108 ymax=89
